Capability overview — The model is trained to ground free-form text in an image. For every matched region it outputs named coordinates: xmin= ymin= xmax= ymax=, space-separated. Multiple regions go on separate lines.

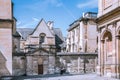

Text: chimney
xmin=47 ymin=21 xmax=54 ymax=30
xmin=83 ymin=12 xmax=85 ymax=18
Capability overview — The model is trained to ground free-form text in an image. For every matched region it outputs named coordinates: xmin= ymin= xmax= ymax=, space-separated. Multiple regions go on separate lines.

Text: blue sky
xmin=12 ymin=0 xmax=98 ymax=37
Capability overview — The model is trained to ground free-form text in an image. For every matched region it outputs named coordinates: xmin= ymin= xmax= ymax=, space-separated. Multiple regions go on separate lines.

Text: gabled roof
xmin=30 ymin=18 xmax=54 ymax=37
xmin=30 ymin=18 xmax=44 ymax=35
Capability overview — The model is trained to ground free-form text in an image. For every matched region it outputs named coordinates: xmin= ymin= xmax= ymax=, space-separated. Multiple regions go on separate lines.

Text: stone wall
xmin=56 ymin=54 xmax=98 ymax=74
xmin=0 ymin=25 xmax=13 ymax=75
xmin=13 ymin=56 xmax=26 ymax=76
xmin=0 ymin=0 xmax=13 ymax=76
xmin=0 ymin=0 xmax=12 ymax=19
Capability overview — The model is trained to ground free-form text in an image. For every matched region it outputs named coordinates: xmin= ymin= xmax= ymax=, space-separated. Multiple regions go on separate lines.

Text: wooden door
xmin=38 ymin=65 xmax=43 ymax=74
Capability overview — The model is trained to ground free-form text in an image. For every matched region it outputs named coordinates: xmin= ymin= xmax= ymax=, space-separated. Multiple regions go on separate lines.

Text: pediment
xmin=30 ymin=19 xmax=54 ymax=38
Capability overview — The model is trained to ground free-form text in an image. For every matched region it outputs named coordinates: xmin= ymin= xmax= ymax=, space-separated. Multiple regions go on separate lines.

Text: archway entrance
xmin=101 ymin=30 xmax=112 ymax=76
xmin=38 ymin=65 xmax=43 ymax=74
xmin=38 ymin=58 xmax=43 ymax=74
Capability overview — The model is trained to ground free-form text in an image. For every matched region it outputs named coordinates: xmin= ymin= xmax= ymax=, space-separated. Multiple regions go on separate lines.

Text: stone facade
xmin=59 ymin=12 xmax=98 ymax=74
xmin=97 ymin=0 xmax=120 ymax=78
xmin=15 ymin=19 xmax=64 ymax=75
xmin=13 ymin=54 xmax=26 ymax=76
xmin=0 ymin=0 xmax=13 ymax=76
xmin=25 ymin=19 xmax=56 ymax=75
xmin=66 ymin=12 xmax=98 ymax=53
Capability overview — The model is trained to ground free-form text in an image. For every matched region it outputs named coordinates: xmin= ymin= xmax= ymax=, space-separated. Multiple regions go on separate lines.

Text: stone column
xmin=111 ymin=23 xmax=117 ymax=78
xmin=77 ymin=57 xmax=80 ymax=73
xmin=101 ymin=39 xmax=105 ymax=76
xmin=116 ymin=35 xmax=120 ymax=78
xmin=96 ymin=30 xmax=102 ymax=76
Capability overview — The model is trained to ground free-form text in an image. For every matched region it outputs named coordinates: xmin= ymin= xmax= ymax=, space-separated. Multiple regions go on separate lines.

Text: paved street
xmin=12 ymin=73 xmax=119 ymax=80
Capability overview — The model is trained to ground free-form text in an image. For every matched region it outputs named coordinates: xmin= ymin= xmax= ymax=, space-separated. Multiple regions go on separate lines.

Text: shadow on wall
xmin=0 ymin=51 xmax=10 ymax=76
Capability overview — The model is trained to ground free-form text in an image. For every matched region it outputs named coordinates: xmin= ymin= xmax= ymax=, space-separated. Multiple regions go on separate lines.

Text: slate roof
xmin=13 ymin=31 xmax=21 ymax=37
xmin=17 ymin=27 xmax=64 ymax=41
xmin=17 ymin=28 xmax=34 ymax=40
xmin=53 ymin=28 xmax=64 ymax=41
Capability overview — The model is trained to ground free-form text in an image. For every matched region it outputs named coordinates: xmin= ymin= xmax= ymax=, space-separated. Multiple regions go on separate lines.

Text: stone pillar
xmin=101 ymin=39 xmax=105 ymax=76
xmin=26 ymin=56 xmax=33 ymax=75
xmin=116 ymin=35 xmax=120 ymax=78
xmin=77 ymin=57 xmax=80 ymax=73
xmin=110 ymin=23 xmax=117 ymax=78
xmin=96 ymin=31 xmax=102 ymax=76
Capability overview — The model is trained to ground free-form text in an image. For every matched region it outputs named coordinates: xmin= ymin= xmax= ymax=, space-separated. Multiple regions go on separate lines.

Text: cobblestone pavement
xmin=22 ymin=73 xmax=119 ymax=80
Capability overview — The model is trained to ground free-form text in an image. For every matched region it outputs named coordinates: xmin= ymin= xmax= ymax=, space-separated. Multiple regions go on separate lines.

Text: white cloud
xmin=32 ymin=17 xmax=39 ymax=22
xmin=77 ymin=0 xmax=98 ymax=9
xmin=17 ymin=18 xmax=39 ymax=28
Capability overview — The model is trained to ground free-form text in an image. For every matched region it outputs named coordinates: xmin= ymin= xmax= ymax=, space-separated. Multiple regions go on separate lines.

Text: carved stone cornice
xmin=0 ymin=19 xmax=13 ymax=22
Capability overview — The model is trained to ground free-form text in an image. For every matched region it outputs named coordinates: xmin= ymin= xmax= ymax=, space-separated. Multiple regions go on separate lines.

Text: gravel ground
xmin=24 ymin=73 xmax=119 ymax=80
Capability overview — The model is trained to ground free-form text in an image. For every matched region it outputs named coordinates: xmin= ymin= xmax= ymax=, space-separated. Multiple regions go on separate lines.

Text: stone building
xmin=58 ymin=12 xmax=98 ymax=74
xmin=0 ymin=0 xmax=14 ymax=76
xmin=66 ymin=12 xmax=97 ymax=53
xmin=16 ymin=19 xmax=64 ymax=75
xmin=0 ymin=0 xmax=25 ymax=76
xmin=12 ymin=18 xmax=25 ymax=76
xmin=97 ymin=0 xmax=120 ymax=78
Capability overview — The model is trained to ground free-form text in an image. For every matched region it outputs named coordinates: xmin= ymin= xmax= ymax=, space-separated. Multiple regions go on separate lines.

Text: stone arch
xmin=101 ymin=31 xmax=112 ymax=61
xmin=116 ymin=26 xmax=120 ymax=35
xmin=102 ymin=30 xmax=112 ymax=57
xmin=101 ymin=29 xmax=112 ymax=40
xmin=102 ymin=30 xmax=112 ymax=41
xmin=100 ymin=30 xmax=113 ymax=76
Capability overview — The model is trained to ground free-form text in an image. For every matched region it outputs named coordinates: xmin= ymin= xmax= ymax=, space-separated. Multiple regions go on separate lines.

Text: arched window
xmin=39 ymin=33 xmax=46 ymax=44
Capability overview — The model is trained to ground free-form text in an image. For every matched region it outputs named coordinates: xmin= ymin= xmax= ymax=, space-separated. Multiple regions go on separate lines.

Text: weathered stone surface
xmin=0 ymin=0 xmax=13 ymax=76
xmin=97 ymin=0 xmax=120 ymax=79
xmin=66 ymin=12 xmax=97 ymax=53
xmin=0 ymin=0 xmax=12 ymax=19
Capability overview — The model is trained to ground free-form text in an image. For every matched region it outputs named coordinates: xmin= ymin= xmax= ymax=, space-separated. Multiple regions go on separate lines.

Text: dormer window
xmin=39 ymin=33 xmax=46 ymax=44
